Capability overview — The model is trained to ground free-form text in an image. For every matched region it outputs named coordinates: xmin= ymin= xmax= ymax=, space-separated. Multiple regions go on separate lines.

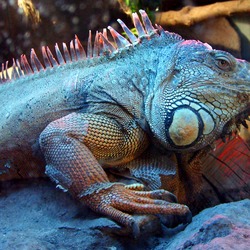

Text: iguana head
xmin=148 ymin=38 xmax=250 ymax=151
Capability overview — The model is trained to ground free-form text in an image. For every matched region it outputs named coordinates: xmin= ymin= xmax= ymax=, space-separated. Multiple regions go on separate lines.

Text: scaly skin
xmin=0 ymin=10 xmax=249 ymax=234
xmin=39 ymin=112 xmax=190 ymax=233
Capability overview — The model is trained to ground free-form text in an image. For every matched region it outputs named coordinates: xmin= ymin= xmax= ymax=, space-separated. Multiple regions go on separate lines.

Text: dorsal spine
xmin=0 ymin=10 xmax=181 ymax=84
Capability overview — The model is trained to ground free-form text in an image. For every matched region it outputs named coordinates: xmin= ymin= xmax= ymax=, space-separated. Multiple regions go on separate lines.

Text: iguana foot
xmin=81 ymin=183 xmax=192 ymax=237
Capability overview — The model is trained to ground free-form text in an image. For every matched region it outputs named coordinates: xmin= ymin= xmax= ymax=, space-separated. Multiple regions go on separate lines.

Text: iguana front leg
xmin=39 ymin=112 xmax=191 ymax=234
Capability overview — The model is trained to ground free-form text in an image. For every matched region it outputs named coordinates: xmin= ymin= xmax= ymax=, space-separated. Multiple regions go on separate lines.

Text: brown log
xmin=155 ymin=0 xmax=250 ymax=26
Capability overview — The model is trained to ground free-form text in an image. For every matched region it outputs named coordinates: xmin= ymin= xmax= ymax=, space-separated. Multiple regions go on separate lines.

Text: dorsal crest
xmin=0 ymin=10 xmax=182 ymax=83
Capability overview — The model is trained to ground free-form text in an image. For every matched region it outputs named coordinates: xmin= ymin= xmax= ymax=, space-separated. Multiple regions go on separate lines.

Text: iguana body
xmin=0 ymin=10 xmax=249 ymax=234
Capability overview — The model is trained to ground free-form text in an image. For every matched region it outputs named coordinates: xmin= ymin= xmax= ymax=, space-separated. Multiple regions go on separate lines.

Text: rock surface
xmin=0 ymin=179 xmax=249 ymax=250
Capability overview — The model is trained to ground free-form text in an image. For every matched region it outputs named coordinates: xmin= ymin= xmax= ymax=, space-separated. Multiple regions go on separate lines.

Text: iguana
xmin=0 ymin=10 xmax=249 ymax=235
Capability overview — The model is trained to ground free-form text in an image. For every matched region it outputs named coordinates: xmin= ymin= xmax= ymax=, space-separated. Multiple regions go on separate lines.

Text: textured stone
xmin=0 ymin=179 xmax=249 ymax=250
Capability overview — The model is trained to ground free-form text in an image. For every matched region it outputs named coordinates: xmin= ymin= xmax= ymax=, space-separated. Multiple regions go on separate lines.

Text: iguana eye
xmin=214 ymin=53 xmax=234 ymax=71
xmin=217 ymin=59 xmax=230 ymax=69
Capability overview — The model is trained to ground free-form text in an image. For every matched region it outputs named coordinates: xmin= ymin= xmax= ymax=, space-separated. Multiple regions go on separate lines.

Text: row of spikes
xmin=0 ymin=10 xmax=160 ymax=84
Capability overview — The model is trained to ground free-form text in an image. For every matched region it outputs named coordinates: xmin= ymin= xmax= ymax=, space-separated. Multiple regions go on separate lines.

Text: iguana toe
xmin=81 ymin=183 xmax=191 ymax=236
xmin=132 ymin=189 xmax=178 ymax=203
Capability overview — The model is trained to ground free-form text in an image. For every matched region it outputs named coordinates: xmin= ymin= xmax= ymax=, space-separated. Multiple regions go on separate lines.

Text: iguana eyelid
xmin=214 ymin=53 xmax=235 ymax=71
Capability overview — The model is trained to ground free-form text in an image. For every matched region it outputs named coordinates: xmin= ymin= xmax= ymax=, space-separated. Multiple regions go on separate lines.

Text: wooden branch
xmin=154 ymin=0 xmax=250 ymax=26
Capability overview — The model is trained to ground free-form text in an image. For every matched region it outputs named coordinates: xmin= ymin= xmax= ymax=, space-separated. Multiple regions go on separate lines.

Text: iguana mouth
xmin=221 ymin=107 xmax=250 ymax=142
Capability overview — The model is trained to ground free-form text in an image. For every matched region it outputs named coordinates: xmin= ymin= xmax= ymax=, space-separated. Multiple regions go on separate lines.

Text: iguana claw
xmin=81 ymin=183 xmax=191 ymax=236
